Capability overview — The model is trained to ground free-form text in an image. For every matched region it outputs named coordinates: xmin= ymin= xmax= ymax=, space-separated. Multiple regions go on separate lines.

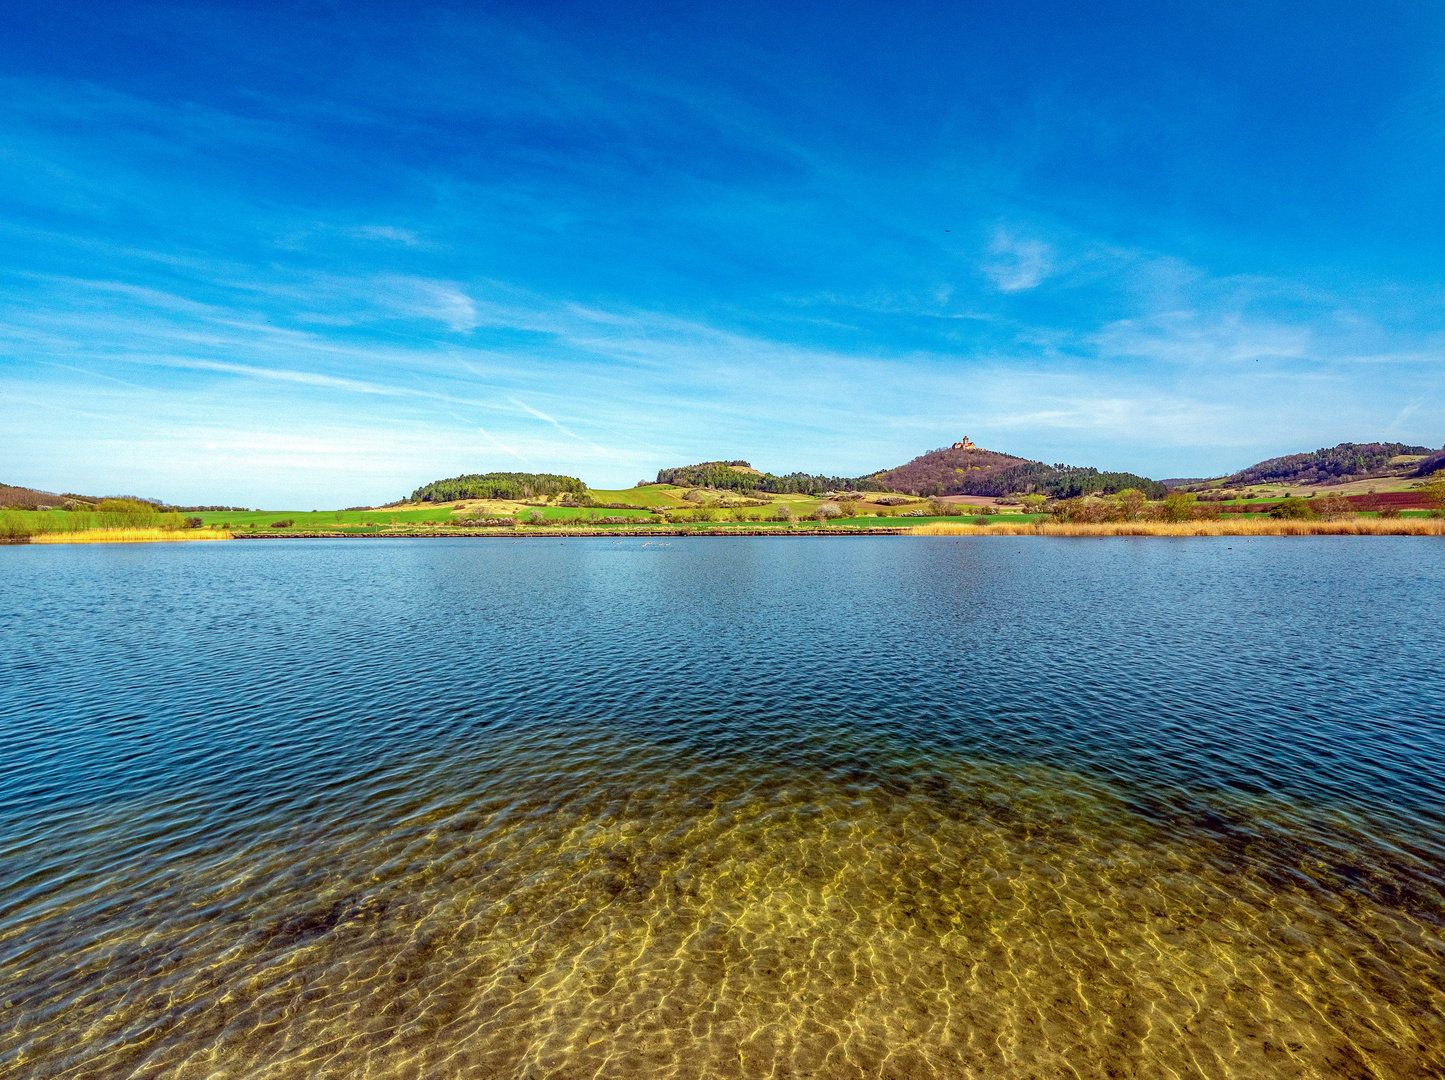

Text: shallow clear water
xmin=2 ymin=536 xmax=1444 ymax=1079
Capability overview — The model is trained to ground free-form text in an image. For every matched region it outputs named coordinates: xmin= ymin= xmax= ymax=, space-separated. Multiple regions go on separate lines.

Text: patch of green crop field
xmin=586 ymin=487 xmax=692 ymax=507
xmin=187 ymin=504 xmax=1055 ymax=533
xmin=195 ymin=507 xmax=455 ymax=529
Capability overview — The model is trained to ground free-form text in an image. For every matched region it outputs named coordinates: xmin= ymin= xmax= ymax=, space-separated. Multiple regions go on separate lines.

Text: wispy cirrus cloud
xmin=347 ymin=225 xmax=422 ymax=246
xmin=6 ymin=246 xmax=1442 ymax=482
xmin=983 ymin=229 xmax=1053 ymax=292
xmin=4 ymin=68 xmax=1443 ymax=509
xmin=476 ymin=425 xmax=536 ymax=467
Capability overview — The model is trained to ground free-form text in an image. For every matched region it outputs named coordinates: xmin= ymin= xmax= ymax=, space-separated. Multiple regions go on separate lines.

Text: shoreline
xmin=230 ymin=527 xmax=914 ymax=539
xmin=227 ymin=518 xmax=1443 ymax=539
xmin=12 ymin=519 xmax=1442 ymax=543
xmin=913 ymin=518 xmax=1445 ymax=537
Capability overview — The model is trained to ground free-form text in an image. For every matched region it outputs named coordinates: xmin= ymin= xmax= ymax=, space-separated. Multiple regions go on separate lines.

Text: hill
xmin=869 ymin=445 xmax=1166 ymax=499
xmin=411 ymin=472 xmax=588 ymax=502
xmin=0 ymin=484 xmax=101 ymax=510
xmin=654 ymin=462 xmax=889 ymax=495
xmin=2 ymin=483 xmax=214 ymax=511
xmin=1223 ymin=442 xmax=1441 ymax=488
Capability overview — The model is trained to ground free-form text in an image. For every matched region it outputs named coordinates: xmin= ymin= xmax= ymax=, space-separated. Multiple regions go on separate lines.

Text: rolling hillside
xmin=653 ymin=462 xmax=888 ymax=495
xmin=869 ymin=445 xmax=1166 ymax=499
xmin=410 ymin=472 xmax=587 ymax=502
xmin=1222 ymin=442 xmax=1442 ymax=487
xmin=0 ymin=484 xmax=99 ymax=510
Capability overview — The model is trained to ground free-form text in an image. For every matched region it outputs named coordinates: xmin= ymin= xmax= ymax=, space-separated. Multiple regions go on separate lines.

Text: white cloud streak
xmin=477 ymin=425 xmax=536 ymax=466
xmin=4 ymin=222 xmax=1443 ymax=502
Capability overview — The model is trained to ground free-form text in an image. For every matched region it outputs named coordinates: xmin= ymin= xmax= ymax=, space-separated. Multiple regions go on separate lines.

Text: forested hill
xmin=870 ymin=446 xmax=1166 ymax=499
xmin=411 ymin=472 xmax=587 ymax=502
xmin=654 ymin=462 xmax=890 ymax=495
xmin=0 ymin=483 xmax=96 ymax=510
xmin=0 ymin=484 xmax=173 ymax=510
xmin=1224 ymin=442 xmax=1442 ymax=487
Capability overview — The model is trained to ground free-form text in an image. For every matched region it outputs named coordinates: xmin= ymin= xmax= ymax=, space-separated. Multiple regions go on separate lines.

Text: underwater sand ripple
xmin=3 ymin=739 xmax=1442 ymax=1080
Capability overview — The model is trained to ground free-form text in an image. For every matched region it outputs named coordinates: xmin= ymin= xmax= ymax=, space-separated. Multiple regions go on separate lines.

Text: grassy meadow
xmin=189 ymin=486 xmax=947 ymax=533
xmin=5 ymin=480 xmax=1438 ymax=542
xmin=1 ymin=505 xmax=217 ymax=542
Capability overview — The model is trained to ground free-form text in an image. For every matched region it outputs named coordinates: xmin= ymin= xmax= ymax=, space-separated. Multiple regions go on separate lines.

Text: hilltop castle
xmin=952 ymin=436 xmax=975 ymax=450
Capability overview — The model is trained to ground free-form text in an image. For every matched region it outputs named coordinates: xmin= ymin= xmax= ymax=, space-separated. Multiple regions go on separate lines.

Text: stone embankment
xmin=234 ymin=527 xmax=913 ymax=539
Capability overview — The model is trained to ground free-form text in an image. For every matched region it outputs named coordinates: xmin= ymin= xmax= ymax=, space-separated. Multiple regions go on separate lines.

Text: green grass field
xmin=184 ymin=506 xmax=1052 ymax=532
xmin=16 ymin=480 xmax=1430 ymax=539
xmin=193 ymin=507 xmax=455 ymax=531
xmin=189 ymin=485 xmax=848 ymax=532
xmin=585 ymin=486 xmax=693 ymax=507
xmin=6 ymin=501 xmax=1430 ymax=539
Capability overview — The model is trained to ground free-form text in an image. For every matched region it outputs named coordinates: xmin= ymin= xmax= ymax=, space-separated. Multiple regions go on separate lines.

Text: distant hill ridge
xmin=0 ymin=484 xmax=237 ymax=512
xmin=0 ymin=483 xmax=111 ymax=510
xmin=869 ymin=444 xmax=1167 ymax=499
xmin=654 ymin=461 xmax=889 ymax=495
xmin=411 ymin=472 xmax=588 ymax=502
xmin=648 ymin=446 xmax=1164 ymax=499
xmin=0 ymin=484 xmax=78 ymax=509
xmin=1223 ymin=442 xmax=1443 ymax=488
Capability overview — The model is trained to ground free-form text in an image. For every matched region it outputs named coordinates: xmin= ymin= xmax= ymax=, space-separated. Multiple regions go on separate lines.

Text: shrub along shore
xmin=0 ymin=499 xmax=220 ymax=542
xmin=230 ymin=516 xmax=1445 ymax=539
xmin=911 ymin=518 xmax=1445 ymax=537
xmin=13 ymin=519 xmax=1443 ymax=542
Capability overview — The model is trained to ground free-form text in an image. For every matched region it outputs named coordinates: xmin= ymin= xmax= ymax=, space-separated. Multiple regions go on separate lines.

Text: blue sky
xmin=2 ymin=1 xmax=1443 ymax=506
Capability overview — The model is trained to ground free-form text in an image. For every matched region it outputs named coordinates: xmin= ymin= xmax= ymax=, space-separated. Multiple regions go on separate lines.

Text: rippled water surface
xmin=3 ymin=536 xmax=1445 ymax=1079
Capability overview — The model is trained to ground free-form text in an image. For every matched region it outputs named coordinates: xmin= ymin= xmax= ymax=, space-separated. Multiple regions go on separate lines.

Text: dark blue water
xmin=3 ymin=537 xmax=1444 ymax=1079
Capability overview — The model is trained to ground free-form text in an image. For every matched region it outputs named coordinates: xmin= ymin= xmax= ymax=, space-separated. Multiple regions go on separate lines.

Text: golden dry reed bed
xmin=30 ymin=528 xmax=234 ymax=544
xmin=911 ymin=518 xmax=1445 ymax=537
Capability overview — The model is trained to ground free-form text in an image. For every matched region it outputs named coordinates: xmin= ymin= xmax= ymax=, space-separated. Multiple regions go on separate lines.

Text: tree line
xmin=1226 ymin=442 xmax=1434 ymax=486
xmin=654 ymin=462 xmax=890 ymax=495
xmin=410 ymin=472 xmax=588 ymax=502
xmin=907 ymin=461 xmax=1167 ymax=500
xmin=1410 ymin=450 xmax=1445 ymax=478
xmin=0 ymin=498 xmax=192 ymax=540
xmin=868 ymin=445 xmax=1167 ymax=499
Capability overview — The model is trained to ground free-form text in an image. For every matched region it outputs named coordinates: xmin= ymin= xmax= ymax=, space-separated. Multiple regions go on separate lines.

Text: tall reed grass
xmin=1 ymin=507 xmax=195 ymax=540
xmin=910 ymin=518 xmax=1445 ymax=537
xmin=28 ymin=528 xmax=233 ymax=544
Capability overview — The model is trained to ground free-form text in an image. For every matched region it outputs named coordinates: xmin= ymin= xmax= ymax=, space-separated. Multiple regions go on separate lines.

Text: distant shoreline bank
xmin=9 ymin=519 xmax=1442 ymax=544
xmin=223 ymin=518 xmax=1444 ymax=539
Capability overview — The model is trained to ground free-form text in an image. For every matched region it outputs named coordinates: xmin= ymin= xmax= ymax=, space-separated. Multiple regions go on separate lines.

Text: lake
xmin=2 ymin=536 xmax=1443 ymax=1079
